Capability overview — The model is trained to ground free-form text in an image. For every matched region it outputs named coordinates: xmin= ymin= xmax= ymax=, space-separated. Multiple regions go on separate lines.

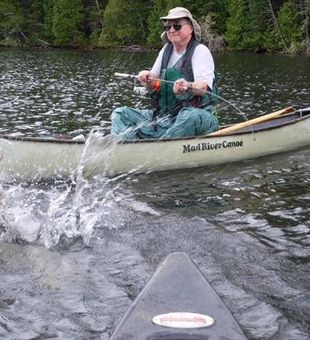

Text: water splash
xmin=40 ymin=130 xmax=121 ymax=248
xmin=1 ymin=131 xmax=122 ymax=248
xmin=0 ymin=189 xmax=9 ymax=237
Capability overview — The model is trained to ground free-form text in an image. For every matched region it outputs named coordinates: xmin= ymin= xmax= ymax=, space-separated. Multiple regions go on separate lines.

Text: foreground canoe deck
xmin=0 ymin=107 xmax=309 ymax=179
xmin=110 ymin=252 xmax=247 ymax=339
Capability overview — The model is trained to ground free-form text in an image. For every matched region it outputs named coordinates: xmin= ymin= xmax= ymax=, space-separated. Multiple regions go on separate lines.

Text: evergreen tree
xmin=0 ymin=0 xmax=24 ymax=43
xmin=19 ymin=0 xmax=46 ymax=45
xmin=266 ymin=0 xmax=302 ymax=51
xmin=0 ymin=0 xmax=307 ymax=52
xmin=52 ymin=0 xmax=85 ymax=46
xmin=300 ymin=0 xmax=310 ymax=54
xmin=82 ymin=0 xmax=108 ymax=43
xmin=199 ymin=0 xmax=229 ymax=35
xmin=265 ymin=0 xmax=288 ymax=50
xmin=182 ymin=0 xmax=205 ymax=17
xmin=42 ymin=0 xmax=56 ymax=43
xmin=225 ymin=0 xmax=269 ymax=50
xmin=277 ymin=0 xmax=302 ymax=51
xmin=99 ymin=0 xmax=151 ymax=46
xmin=225 ymin=0 xmax=250 ymax=49
xmin=165 ymin=0 xmax=184 ymax=9
xmin=147 ymin=0 xmax=167 ymax=46
xmin=244 ymin=0 xmax=269 ymax=49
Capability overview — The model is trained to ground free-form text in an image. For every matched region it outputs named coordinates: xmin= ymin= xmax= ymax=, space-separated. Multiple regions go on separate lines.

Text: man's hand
xmin=137 ymin=70 xmax=156 ymax=86
xmin=174 ymin=79 xmax=209 ymax=96
xmin=173 ymin=78 xmax=191 ymax=95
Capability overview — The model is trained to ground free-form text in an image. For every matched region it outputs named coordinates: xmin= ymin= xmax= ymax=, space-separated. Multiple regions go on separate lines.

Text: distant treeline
xmin=0 ymin=0 xmax=309 ymax=55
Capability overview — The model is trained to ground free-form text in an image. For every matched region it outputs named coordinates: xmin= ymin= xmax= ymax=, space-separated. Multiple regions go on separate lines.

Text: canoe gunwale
xmin=0 ymin=109 xmax=308 ymax=146
xmin=119 ymin=109 xmax=309 ymax=144
xmin=0 ymin=135 xmax=85 ymax=144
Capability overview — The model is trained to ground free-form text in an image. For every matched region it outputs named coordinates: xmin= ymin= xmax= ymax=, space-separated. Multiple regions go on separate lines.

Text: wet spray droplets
xmin=1 ymin=132 xmax=122 ymax=248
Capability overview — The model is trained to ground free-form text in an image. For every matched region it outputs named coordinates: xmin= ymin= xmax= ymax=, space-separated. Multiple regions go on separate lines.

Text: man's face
xmin=164 ymin=19 xmax=193 ymax=45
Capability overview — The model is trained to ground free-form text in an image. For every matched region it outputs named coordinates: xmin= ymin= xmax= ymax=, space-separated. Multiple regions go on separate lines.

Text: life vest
xmin=151 ymin=39 xmax=217 ymax=122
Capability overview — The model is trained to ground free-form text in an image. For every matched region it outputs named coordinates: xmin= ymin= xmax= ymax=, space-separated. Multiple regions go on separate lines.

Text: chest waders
xmin=151 ymin=39 xmax=218 ymax=129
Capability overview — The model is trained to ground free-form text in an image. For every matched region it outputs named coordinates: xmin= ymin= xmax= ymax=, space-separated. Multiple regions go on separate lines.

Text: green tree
xmin=82 ymin=0 xmax=108 ymax=44
xmin=52 ymin=0 xmax=85 ymax=46
xmin=18 ymin=0 xmax=46 ymax=45
xmin=200 ymin=0 xmax=229 ymax=35
xmin=0 ymin=0 xmax=307 ymax=52
xmin=99 ymin=0 xmax=151 ymax=47
xmin=182 ymin=0 xmax=207 ymax=17
xmin=165 ymin=0 xmax=184 ymax=8
xmin=225 ymin=0 xmax=270 ymax=50
xmin=147 ymin=0 xmax=168 ymax=46
xmin=42 ymin=0 xmax=55 ymax=42
xmin=266 ymin=0 xmax=302 ymax=51
xmin=243 ymin=0 xmax=269 ymax=49
xmin=300 ymin=0 xmax=310 ymax=54
xmin=0 ymin=0 xmax=23 ymax=43
xmin=277 ymin=0 xmax=302 ymax=51
xmin=265 ymin=0 xmax=288 ymax=50
xmin=225 ymin=0 xmax=250 ymax=49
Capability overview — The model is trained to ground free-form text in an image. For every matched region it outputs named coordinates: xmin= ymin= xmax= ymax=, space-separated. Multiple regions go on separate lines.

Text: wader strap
xmin=160 ymin=39 xmax=199 ymax=81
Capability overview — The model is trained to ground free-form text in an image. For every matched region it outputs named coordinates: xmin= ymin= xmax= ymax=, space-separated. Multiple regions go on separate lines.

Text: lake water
xmin=0 ymin=48 xmax=309 ymax=339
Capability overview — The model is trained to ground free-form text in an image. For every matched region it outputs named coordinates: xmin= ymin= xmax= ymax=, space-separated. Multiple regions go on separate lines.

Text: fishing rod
xmin=114 ymin=72 xmax=245 ymax=116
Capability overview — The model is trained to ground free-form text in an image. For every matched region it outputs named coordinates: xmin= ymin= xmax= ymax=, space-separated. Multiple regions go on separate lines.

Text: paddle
xmin=208 ymin=106 xmax=295 ymax=136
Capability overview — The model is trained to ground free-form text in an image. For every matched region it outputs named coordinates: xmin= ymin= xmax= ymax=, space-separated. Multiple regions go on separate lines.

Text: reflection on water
xmin=0 ymin=48 xmax=309 ymax=339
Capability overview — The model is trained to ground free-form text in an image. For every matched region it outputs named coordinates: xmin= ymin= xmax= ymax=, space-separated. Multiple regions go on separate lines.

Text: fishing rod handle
xmin=114 ymin=72 xmax=137 ymax=79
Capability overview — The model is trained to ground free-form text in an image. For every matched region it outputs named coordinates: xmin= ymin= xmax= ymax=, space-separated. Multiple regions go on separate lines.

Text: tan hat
xmin=160 ymin=7 xmax=201 ymax=42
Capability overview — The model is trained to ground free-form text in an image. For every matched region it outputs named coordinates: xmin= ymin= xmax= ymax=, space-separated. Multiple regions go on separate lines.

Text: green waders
xmin=111 ymin=66 xmax=218 ymax=140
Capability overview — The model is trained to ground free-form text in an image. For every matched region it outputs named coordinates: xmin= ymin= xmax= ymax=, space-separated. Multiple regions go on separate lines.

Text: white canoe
xmin=0 ymin=107 xmax=309 ymax=180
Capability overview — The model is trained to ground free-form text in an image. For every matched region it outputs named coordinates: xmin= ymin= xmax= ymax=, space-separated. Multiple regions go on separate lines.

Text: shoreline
xmin=1 ymin=42 xmax=309 ymax=57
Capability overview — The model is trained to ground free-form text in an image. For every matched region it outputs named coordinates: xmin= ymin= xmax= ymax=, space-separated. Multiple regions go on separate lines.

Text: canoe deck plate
xmin=152 ymin=312 xmax=215 ymax=329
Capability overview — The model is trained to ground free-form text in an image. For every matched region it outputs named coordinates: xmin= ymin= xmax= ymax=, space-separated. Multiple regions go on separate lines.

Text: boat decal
xmin=152 ymin=312 xmax=215 ymax=329
xmin=183 ymin=140 xmax=244 ymax=153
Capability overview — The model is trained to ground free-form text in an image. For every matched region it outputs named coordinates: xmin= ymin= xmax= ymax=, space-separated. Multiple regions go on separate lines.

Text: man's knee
xmin=177 ymin=108 xmax=203 ymax=123
xmin=176 ymin=108 xmax=218 ymax=135
xmin=112 ymin=106 xmax=127 ymax=119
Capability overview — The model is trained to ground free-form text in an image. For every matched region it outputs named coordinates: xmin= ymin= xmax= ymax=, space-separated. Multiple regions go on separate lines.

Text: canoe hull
xmin=109 ymin=115 xmax=309 ymax=175
xmin=0 ymin=109 xmax=309 ymax=179
xmin=92 ymin=110 xmax=310 ymax=176
xmin=0 ymin=138 xmax=83 ymax=179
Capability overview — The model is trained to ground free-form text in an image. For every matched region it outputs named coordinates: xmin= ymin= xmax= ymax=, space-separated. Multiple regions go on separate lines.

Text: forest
xmin=0 ymin=0 xmax=309 ymax=55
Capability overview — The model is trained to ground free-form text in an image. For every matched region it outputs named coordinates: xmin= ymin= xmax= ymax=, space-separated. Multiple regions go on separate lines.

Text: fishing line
xmin=114 ymin=72 xmax=246 ymax=118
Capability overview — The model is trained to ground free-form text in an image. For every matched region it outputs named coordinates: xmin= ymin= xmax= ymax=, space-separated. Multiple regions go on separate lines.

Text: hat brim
xmin=160 ymin=14 xmax=189 ymax=20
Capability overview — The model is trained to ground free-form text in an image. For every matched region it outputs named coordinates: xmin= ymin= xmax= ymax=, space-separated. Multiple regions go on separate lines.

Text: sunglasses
xmin=164 ymin=23 xmax=188 ymax=32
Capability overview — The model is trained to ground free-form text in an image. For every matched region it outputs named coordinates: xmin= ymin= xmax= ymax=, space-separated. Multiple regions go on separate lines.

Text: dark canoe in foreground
xmin=110 ymin=252 xmax=247 ymax=340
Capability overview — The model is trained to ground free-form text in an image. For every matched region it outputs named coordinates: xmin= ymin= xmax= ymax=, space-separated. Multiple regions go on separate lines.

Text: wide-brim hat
xmin=160 ymin=7 xmax=201 ymax=43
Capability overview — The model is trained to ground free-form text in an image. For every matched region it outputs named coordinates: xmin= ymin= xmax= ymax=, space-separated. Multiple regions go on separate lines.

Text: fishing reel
xmin=134 ymin=79 xmax=161 ymax=96
xmin=115 ymin=72 xmax=162 ymax=96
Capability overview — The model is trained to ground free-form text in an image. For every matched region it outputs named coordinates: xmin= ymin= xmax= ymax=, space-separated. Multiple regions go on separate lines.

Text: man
xmin=111 ymin=7 xmax=219 ymax=140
